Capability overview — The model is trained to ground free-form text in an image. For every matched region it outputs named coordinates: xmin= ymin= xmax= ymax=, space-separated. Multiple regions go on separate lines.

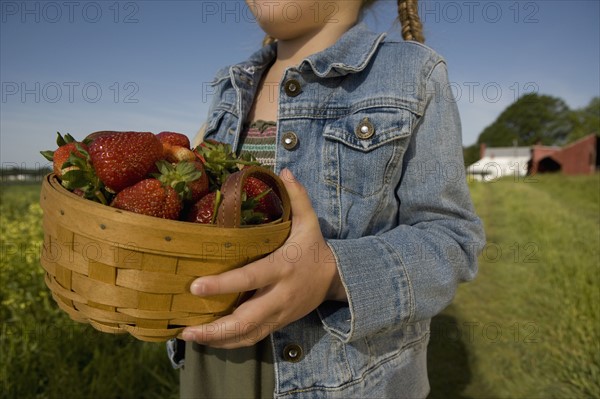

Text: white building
xmin=467 ymin=145 xmax=531 ymax=182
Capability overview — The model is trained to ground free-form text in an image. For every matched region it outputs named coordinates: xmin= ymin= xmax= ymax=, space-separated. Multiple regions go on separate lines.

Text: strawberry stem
xmin=94 ymin=190 xmax=107 ymax=205
xmin=211 ymin=190 xmax=222 ymax=224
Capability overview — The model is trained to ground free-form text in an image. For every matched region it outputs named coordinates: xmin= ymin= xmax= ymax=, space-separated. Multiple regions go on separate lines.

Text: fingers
xmin=182 ymin=292 xmax=282 ymax=348
xmin=190 ymin=256 xmax=279 ymax=296
xmin=181 ymin=315 xmax=274 ymax=348
xmin=279 ymin=168 xmax=316 ymax=226
xmin=184 ymin=169 xmax=324 ymax=348
xmin=190 ymin=169 xmax=313 ymax=297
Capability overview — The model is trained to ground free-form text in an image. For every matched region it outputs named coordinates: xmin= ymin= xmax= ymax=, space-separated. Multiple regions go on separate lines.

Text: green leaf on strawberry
xmin=60 ymin=143 xmax=111 ymax=205
xmin=154 ymin=159 xmax=207 ymax=203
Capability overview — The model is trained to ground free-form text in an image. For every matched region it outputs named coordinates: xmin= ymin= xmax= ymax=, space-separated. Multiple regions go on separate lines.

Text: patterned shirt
xmin=238 ymin=120 xmax=277 ymax=170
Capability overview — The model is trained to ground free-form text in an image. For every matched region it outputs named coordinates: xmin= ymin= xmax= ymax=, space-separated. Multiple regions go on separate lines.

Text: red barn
xmin=529 ymin=134 xmax=599 ymax=175
xmin=529 ymin=145 xmax=561 ymax=175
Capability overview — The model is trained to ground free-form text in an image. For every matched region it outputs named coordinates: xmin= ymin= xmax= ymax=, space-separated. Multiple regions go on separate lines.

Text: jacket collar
xmin=234 ymin=22 xmax=386 ymax=79
xmin=301 ymin=22 xmax=386 ymax=77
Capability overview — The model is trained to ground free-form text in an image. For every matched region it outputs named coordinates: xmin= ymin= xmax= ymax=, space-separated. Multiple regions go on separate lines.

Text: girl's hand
xmin=181 ymin=169 xmax=347 ymax=348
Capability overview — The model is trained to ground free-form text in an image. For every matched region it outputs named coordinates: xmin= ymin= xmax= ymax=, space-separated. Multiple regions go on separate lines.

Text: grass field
xmin=1 ymin=174 xmax=598 ymax=398
xmin=0 ymin=182 xmax=178 ymax=399
xmin=429 ymin=173 xmax=600 ymax=399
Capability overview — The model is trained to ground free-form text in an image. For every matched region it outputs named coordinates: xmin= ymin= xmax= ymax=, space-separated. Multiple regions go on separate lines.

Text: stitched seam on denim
xmin=206 ymin=109 xmax=225 ymax=132
xmin=341 ymin=343 xmax=354 ymax=382
xmin=213 ymin=103 xmax=236 ymax=114
xmin=274 ymin=331 xmax=429 ymax=397
xmin=323 ymin=138 xmax=405 ymax=198
xmin=358 ymin=330 xmax=430 ymax=380
xmin=322 ymin=130 xmax=411 ymax=153
xmin=364 ymin=145 xmax=402 ymax=232
xmin=426 ymin=59 xmax=446 ymax=83
xmin=229 ymin=66 xmax=243 ymax=151
xmin=335 ymin=143 xmax=342 ymax=228
xmin=303 ymin=33 xmax=386 ymax=78
xmin=270 ymin=333 xmax=281 ymax=397
xmin=317 ymin=241 xmax=355 ymax=342
xmin=376 ymin=235 xmax=416 ymax=324
xmin=279 ymin=99 xmax=421 ymax=119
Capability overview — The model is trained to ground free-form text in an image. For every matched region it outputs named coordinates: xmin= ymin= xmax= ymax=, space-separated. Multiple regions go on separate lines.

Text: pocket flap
xmin=323 ymin=107 xmax=415 ymax=152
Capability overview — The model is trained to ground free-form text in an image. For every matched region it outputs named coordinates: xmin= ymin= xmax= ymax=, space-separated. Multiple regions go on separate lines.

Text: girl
xmin=178 ymin=1 xmax=485 ymax=398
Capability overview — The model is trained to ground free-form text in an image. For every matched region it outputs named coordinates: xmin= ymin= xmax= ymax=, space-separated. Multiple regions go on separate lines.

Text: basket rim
xmin=42 ymin=173 xmax=287 ymax=231
xmin=40 ymin=173 xmax=292 ymax=257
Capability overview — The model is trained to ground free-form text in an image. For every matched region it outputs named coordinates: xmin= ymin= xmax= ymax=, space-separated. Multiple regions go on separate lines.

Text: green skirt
xmin=180 ymin=338 xmax=275 ymax=399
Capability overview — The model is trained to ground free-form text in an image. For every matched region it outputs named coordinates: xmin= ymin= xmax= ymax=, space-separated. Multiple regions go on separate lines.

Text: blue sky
xmin=1 ymin=0 xmax=599 ymax=168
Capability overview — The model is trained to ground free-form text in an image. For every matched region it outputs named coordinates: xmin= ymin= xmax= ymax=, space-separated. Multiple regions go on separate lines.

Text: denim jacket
xmin=199 ymin=22 xmax=485 ymax=399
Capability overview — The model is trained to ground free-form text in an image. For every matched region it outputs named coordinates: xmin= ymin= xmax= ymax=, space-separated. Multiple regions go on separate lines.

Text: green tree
xmin=568 ymin=97 xmax=600 ymax=142
xmin=477 ymin=93 xmax=573 ymax=147
xmin=463 ymin=144 xmax=481 ymax=168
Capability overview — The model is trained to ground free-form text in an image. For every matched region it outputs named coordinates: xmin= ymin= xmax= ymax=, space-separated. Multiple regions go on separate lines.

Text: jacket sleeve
xmin=318 ymin=60 xmax=486 ymax=343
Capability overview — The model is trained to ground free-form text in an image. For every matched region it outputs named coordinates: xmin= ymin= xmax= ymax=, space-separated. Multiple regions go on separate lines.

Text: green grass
xmin=428 ymin=173 xmax=600 ymax=398
xmin=2 ymin=174 xmax=598 ymax=398
xmin=0 ymin=183 xmax=179 ymax=399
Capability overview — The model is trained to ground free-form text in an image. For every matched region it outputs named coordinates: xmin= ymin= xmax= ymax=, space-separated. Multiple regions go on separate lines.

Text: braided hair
xmin=396 ymin=0 xmax=424 ymax=43
xmin=262 ymin=0 xmax=424 ymax=46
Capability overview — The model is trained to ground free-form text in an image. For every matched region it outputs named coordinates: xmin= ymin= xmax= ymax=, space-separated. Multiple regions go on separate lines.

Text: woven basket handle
xmin=217 ymin=166 xmax=291 ymax=228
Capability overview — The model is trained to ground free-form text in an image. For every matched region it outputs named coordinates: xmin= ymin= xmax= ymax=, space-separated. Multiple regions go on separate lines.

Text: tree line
xmin=1 ymin=166 xmax=52 ymax=182
xmin=463 ymin=94 xmax=600 ymax=166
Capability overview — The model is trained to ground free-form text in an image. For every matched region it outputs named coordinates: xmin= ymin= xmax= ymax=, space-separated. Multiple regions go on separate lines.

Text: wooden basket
xmin=39 ymin=167 xmax=291 ymax=342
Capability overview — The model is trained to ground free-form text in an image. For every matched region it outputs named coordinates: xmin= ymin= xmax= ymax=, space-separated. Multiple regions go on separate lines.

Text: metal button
xmin=281 ymin=131 xmax=298 ymax=150
xmin=355 ymin=117 xmax=375 ymax=140
xmin=283 ymin=344 xmax=303 ymax=362
xmin=284 ymin=79 xmax=301 ymax=97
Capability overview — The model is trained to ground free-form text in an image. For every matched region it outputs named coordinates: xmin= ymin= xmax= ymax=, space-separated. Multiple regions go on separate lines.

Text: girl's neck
xmin=273 ymin=20 xmax=356 ymax=70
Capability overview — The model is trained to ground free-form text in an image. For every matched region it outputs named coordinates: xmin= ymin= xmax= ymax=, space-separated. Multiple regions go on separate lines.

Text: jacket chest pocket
xmin=322 ymin=107 xmax=416 ymax=197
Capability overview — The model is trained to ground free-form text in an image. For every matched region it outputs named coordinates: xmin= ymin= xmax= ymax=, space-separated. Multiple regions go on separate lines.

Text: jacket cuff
xmin=318 ymin=236 xmax=412 ymax=343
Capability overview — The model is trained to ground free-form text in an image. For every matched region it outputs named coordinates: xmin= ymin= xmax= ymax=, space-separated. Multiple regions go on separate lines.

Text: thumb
xmin=279 ymin=168 xmax=315 ymax=225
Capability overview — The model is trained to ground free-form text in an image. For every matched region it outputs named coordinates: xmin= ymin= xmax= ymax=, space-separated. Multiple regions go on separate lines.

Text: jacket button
xmin=281 ymin=131 xmax=298 ymax=150
xmin=284 ymin=79 xmax=301 ymax=97
xmin=355 ymin=117 xmax=375 ymax=140
xmin=283 ymin=344 xmax=303 ymax=362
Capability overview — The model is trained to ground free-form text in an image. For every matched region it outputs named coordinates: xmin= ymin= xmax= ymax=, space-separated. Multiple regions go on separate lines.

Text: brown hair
xmin=396 ymin=0 xmax=424 ymax=43
xmin=262 ymin=0 xmax=424 ymax=46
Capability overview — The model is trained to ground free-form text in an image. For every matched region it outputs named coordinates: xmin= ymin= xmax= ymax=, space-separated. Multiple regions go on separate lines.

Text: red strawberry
xmin=41 ymin=132 xmax=84 ymax=177
xmin=41 ymin=132 xmax=109 ymax=204
xmin=187 ymin=161 xmax=210 ymax=202
xmin=88 ymin=132 xmax=164 ymax=193
xmin=156 ymin=131 xmax=190 ymax=148
xmin=111 ymin=178 xmax=182 ymax=220
xmin=241 ymin=177 xmax=283 ymax=224
xmin=52 ymin=142 xmax=89 ymax=178
xmin=186 ymin=191 xmax=221 ymax=224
